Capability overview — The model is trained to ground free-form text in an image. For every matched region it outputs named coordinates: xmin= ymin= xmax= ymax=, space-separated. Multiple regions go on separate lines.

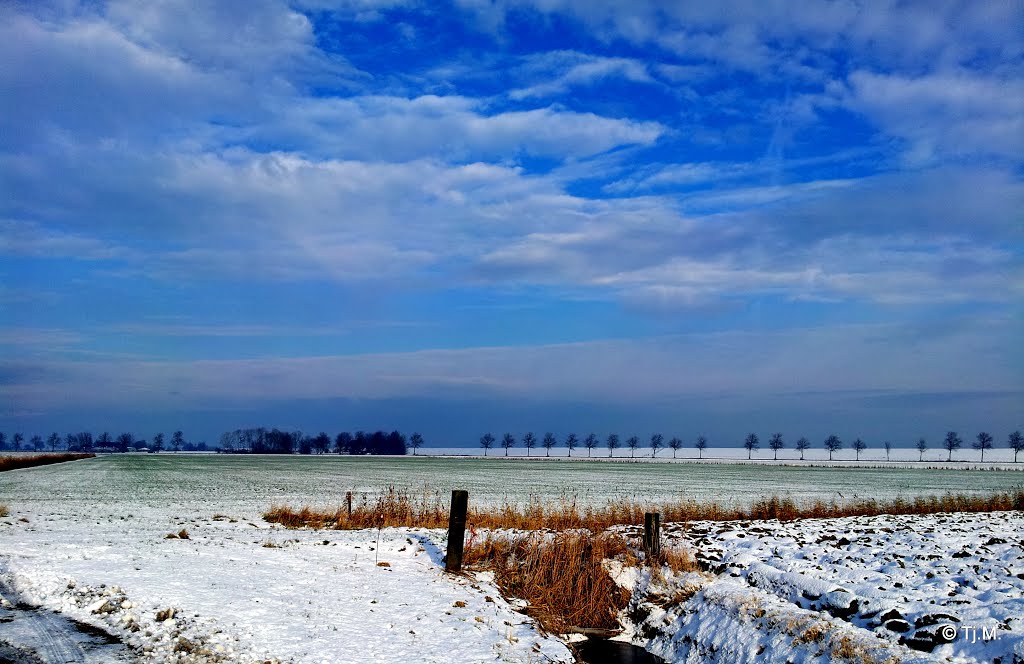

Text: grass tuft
xmin=0 ymin=504 xmax=8 ymax=518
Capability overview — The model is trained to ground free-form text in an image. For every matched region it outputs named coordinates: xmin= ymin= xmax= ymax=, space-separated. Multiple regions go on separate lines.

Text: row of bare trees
xmin=479 ymin=432 xmax=709 ymax=458
xmin=477 ymin=430 xmax=1024 ymax=461
xmin=0 ymin=431 xmax=189 ymax=453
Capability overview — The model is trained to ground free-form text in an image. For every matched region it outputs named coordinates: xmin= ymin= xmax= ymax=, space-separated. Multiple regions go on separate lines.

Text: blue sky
xmin=1 ymin=0 xmax=1021 ymax=447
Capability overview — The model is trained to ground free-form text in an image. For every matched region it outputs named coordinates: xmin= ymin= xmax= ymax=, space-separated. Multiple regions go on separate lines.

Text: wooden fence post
xmin=446 ymin=490 xmax=469 ymax=572
xmin=346 ymin=491 xmax=352 ymax=518
xmin=644 ymin=512 xmax=661 ymax=560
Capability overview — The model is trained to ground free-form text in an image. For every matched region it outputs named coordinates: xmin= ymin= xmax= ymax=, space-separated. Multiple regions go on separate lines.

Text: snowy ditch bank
xmin=2 ymin=503 xmax=1022 ymax=663
xmin=613 ymin=511 xmax=1024 ymax=663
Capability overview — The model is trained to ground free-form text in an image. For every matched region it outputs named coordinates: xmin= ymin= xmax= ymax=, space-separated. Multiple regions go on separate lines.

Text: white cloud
xmin=0 ymin=220 xmax=133 ymax=260
xmin=0 ymin=11 xmax=244 ymax=149
xmin=838 ymin=70 xmax=1024 ymax=161
xmin=509 ymin=51 xmax=656 ymax=99
xmin=473 ymin=167 xmax=1023 ymax=308
xmin=3 ymin=318 xmax=1019 ymax=410
xmin=245 ymin=94 xmax=665 ymax=161
xmin=106 ymin=0 xmax=363 ymax=86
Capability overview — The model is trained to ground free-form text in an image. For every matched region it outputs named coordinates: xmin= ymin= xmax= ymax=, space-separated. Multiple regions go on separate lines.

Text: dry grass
xmin=461 ymin=531 xmax=637 ymax=633
xmin=0 ymin=453 xmax=95 ymax=473
xmin=649 ymin=544 xmax=701 ymax=584
xmin=0 ymin=504 xmax=8 ymax=518
xmin=264 ymin=487 xmax=1024 ymax=531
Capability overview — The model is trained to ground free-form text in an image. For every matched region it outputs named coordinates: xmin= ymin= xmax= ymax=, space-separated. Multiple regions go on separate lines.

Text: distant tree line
xmin=217 ymin=428 xmax=421 ymax=456
xmin=476 ymin=430 xmax=1024 ymax=462
xmin=0 ymin=428 xmax=425 ymax=457
xmin=0 ymin=430 xmax=195 ymax=453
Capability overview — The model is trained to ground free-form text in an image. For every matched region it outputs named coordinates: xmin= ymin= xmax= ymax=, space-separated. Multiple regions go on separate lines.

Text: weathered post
xmin=445 ymin=490 xmax=469 ymax=572
xmin=644 ymin=512 xmax=661 ymax=560
xmin=346 ymin=491 xmax=353 ymax=518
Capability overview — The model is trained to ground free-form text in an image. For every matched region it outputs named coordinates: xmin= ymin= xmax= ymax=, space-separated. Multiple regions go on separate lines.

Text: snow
xmin=614 ymin=511 xmax=1024 ymax=663
xmin=0 ymin=508 xmax=573 ymax=663
xmin=1 ymin=455 xmax=1022 ymax=663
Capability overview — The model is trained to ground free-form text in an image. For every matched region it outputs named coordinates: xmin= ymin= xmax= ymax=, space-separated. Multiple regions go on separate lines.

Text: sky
xmin=1 ymin=0 xmax=1021 ymax=448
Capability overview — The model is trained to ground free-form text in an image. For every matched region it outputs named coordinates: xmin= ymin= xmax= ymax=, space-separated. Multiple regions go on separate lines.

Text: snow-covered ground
xmin=426 ymin=445 xmax=1024 ymax=467
xmin=0 ymin=506 xmax=572 ymax=663
xmin=616 ymin=511 xmax=1024 ymax=663
xmin=1 ymin=456 xmax=1022 ymax=663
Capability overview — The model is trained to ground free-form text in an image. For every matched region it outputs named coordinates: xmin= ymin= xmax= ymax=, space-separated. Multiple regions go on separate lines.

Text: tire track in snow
xmin=0 ymin=576 xmax=129 ymax=663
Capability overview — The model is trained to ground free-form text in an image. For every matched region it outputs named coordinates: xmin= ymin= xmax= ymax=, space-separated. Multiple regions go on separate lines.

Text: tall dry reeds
xmin=264 ymin=487 xmax=1024 ymax=531
xmin=460 ymin=531 xmax=698 ymax=634
xmin=0 ymin=453 xmax=95 ymax=473
xmin=463 ymin=532 xmax=633 ymax=632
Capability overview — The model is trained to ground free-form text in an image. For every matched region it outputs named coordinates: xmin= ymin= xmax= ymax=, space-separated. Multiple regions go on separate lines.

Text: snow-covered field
xmin=1 ymin=455 xmax=1022 ymax=663
xmin=3 ymin=453 xmax=1017 ymax=510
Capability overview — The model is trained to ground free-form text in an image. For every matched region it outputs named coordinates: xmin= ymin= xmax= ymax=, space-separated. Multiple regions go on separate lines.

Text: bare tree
xmin=312 ymin=432 xmax=331 ymax=454
xmin=480 ymin=433 xmax=495 ymax=456
xmin=172 ymin=430 xmax=185 ymax=452
xmin=116 ymin=432 xmax=134 ymax=453
xmin=852 ymin=437 xmax=867 ymax=461
xmin=30 ymin=435 xmax=44 ymax=452
xmin=565 ymin=433 xmax=578 ymax=457
xmin=96 ymin=432 xmax=112 ymax=448
xmin=943 ymin=431 xmax=962 ymax=461
xmin=694 ymin=435 xmax=708 ymax=459
xmin=916 ymin=437 xmax=927 ymax=461
xmin=626 ymin=436 xmax=639 ymax=458
xmin=669 ymin=437 xmax=683 ymax=459
xmin=768 ymin=433 xmax=784 ymax=460
xmin=883 ymin=441 xmax=892 ymax=461
xmin=584 ymin=434 xmax=598 ymax=457
xmin=649 ymin=433 xmax=663 ymax=458
xmin=972 ymin=432 xmax=993 ymax=462
xmin=409 ymin=432 xmax=424 ymax=456
xmin=500 ymin=433 xmax=515 ymax=457
xmin=606 ymin=434 xmax=619 ymax=458
xmin=523 ymin=432 xmax=537 ymax=457
xmin=743 ymin=433 xmax=759 ymax=460
xmin=1009 ymin=431 xmax=1024 ymax=463
xmin=795 ymin=437 xmax=811 ymax=460
xmin=13 ymin=433 xmax=24 ymax=451
xmin=152 ymin=432 xmax=164 ymax=453
xmin=824 ymin=434 xmax=842 ymax=460
xmin=542 ymin=432 xmax=557 ymax=457
xmin=47 ymin=432 xmax=61 ymax=452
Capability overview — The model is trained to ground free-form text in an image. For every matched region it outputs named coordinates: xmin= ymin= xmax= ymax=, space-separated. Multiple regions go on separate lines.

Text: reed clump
xmin=264 ymin=487 xmax=1024 ymax=531
xmin=0 ymin=453 xmax=96 ymax=473
xmin=462 ymin=531 xmax=635 ymax=633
